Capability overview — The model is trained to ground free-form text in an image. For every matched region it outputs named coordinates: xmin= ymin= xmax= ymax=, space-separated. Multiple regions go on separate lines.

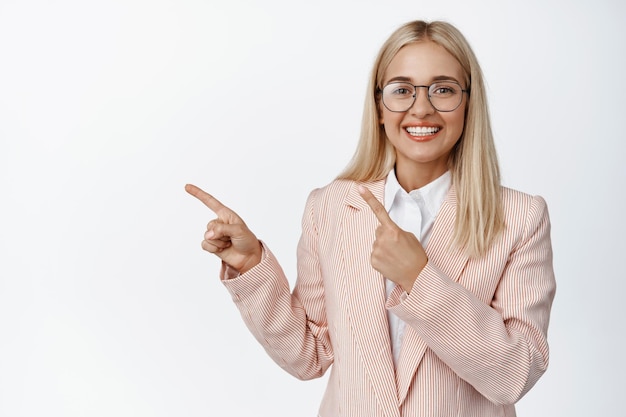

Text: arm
xmin=388 ymin=196 xmax=556 ymax=404
xmin=219 ymin=189 xmax=333 ymax=380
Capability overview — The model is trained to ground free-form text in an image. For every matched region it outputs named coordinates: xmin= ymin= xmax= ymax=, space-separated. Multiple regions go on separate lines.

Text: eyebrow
xmin=385 ymin=75 xmax=461 ymax=84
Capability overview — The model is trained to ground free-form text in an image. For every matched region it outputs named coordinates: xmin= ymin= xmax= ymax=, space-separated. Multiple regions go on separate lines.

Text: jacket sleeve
xmin=220 ymin=189 xmax=333 ymax=380
xmin=387 ymin=195 xmax=556 ymax=405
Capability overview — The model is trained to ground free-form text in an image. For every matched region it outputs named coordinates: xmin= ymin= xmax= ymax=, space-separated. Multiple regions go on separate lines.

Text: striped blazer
xmin=221 ymin=178 xmax=556 ymax=417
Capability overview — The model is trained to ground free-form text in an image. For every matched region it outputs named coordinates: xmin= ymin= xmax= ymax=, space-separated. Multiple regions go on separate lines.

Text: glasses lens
xmin=382 ymin=81 xmax=464 ymax=112
xmin=428 ymin=82 xmax=463 ymax=112
xmin=382 ymin=82 xmax=415 ymax=112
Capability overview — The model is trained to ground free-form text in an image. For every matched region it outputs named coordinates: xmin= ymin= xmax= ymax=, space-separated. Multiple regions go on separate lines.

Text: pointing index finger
xmin=358 ymin=185 xmax=396 ymax=228
xmin=185 ymin=184 xmax=234 ymax=218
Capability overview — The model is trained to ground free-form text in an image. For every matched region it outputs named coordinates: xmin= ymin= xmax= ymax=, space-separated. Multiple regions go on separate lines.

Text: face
xmin=380 ymin=41 xmax=467 ymax=188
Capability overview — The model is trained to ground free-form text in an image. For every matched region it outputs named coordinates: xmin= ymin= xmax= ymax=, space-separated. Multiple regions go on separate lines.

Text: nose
xmin=409 ymin=86 xmax=435 ymax=117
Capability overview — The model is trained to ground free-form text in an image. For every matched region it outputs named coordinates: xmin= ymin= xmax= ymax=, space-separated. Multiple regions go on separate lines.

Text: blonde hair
xmin=338 ymin=20 xmax=504 ymax=257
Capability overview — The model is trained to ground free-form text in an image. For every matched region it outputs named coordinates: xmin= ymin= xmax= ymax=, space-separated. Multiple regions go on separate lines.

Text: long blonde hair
xmin=338 ymin=20 xmax=504 ymax=257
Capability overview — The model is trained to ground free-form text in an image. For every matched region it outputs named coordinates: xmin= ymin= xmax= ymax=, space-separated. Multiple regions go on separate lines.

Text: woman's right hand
xmin=185 ymin=184 xmax=262 ymax=274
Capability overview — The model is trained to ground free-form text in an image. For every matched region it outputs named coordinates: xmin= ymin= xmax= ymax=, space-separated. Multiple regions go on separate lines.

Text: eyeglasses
xmin=380 ymin=81 xmax=469 ymax=113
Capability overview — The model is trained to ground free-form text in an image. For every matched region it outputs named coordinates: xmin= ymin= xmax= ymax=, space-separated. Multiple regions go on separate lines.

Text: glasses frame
xmin=380 ymin=81 xmax=470 ymax=113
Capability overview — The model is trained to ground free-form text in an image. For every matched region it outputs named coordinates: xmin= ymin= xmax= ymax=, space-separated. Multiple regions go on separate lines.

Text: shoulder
xmin=303 ymin=177 xmax=389 ymax=223
xmin=500 ymin=186 xmax=550 ymax=237
xmin=305 ymin=179 xmax=357 ymax=209
xmin=298 ymin=179 xmax=360 ymax=232
xmin=500 ymin=186 xmax=548 ymax=215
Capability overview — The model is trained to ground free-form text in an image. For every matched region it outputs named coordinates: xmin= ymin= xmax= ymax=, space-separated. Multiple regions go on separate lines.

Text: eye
xmin=386 ymin=83 xmax=414 ymax=97
xmin=430 ymin=83 xmax=459 ymax=97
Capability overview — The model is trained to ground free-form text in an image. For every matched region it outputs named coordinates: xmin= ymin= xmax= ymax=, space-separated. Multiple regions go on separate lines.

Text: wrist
xmin=238 ymin=240 xmax=263 ymax=274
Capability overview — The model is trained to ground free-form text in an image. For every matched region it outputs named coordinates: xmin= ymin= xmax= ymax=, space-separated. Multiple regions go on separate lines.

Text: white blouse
xmin=384 ymin=169 xmax=452 ymax=366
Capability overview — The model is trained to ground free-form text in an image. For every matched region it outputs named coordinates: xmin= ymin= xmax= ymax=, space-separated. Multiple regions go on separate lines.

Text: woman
xmin=186 ymin=20 xmax=556 ymax=417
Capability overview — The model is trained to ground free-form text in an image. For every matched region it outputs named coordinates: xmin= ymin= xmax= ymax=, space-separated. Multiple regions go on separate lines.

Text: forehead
xmin=383 ymin=41 xmax=465 ymax=84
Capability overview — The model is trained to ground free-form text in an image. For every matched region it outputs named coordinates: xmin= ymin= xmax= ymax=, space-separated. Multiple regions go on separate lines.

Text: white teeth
xmin=406 ymin=126 xmax=440 ymax=136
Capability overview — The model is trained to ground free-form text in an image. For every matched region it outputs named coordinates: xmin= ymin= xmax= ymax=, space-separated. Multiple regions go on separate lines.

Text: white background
xmin=1 ymin=0 xmax=624 ymax=416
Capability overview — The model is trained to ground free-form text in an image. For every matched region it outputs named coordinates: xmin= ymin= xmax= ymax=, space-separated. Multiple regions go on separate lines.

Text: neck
xmin=394 ymin=161 xmax=449 ymax=191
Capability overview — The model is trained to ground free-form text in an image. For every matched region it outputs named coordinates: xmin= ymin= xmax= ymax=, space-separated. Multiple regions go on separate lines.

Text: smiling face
xmin=380 ymin=41 xmax=468 ymax=190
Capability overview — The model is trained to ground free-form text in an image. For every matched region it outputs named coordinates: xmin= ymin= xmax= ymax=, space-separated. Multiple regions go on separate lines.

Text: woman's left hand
xmin=358 ymin=185 xmax=428 ymax=294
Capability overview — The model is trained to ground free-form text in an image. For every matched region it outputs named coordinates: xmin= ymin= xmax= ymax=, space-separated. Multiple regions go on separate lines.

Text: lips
xmin=405 ymin=126 xmax=441 ymax=137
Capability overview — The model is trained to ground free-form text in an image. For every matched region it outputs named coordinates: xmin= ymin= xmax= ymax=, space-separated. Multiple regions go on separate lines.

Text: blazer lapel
xmin=341 ymin=180 xmax=400 ymax=414
xmin=396 ymin=185 xmax=470 ymax=404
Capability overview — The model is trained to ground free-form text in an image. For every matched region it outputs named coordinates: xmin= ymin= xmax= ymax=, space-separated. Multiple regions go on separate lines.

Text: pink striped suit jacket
xmin=221 ymin=178 xmax=556 ymax=417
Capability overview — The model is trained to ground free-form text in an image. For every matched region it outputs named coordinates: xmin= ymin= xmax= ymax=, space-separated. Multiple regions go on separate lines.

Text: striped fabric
xmin=221 ymin=179 xmax=556 ymax=417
